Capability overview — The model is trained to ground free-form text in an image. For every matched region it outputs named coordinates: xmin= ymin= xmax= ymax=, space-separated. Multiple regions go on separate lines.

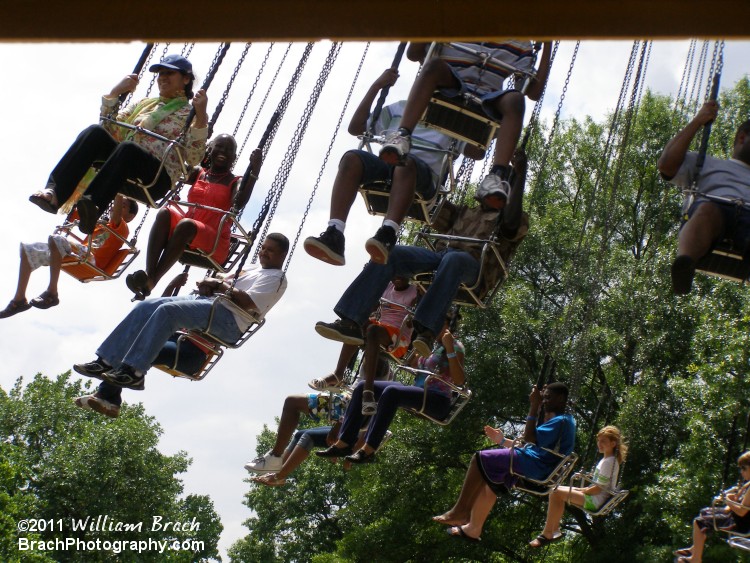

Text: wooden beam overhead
xmin=2 ymin=0 xmax=749 ymax=41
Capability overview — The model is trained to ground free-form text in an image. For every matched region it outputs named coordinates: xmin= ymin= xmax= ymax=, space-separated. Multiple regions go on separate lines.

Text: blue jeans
xmin=96 ymin=295 xmax=241 ymax=374
xmin=338 ymin=381 xmax=450 ymax=449
xmin=334 ymin=245 xmax=479 ymax=335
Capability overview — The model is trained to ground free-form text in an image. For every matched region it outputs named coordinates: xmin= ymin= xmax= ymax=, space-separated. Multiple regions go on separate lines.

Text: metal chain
xmin=687 ymin=41 xmax=709 ymax=115
xmin=208 ymin=43 xmax=252 ymax=138
xmin=117 ymin=43 xmax=157 ymax=113
xmin=285 ymin=43 xmax=370 ymax=270
xmin=181 ymin=43 xmax=195 ymax=59
xmin=233 ymin=43 xmax=275 ymax=140
xmin=253 ymin=42 xmax=343 ymax=263
xmin=239 ymin=43 xmax=293 ymax=160
xmin=675 ymin=39 xmax=697 ymax=115
xmin=522 ymin=40 xmax=560 ymax=152
xmin=533 ymin=41 xmax=577 ymax=193
xmin=234 ymin=42 xmax=314 ymax=274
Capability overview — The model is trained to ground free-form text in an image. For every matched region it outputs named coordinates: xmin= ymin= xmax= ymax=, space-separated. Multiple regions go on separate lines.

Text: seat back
xmin=512 ymin=450 xmax=579 ymax=497
xmin=421 ymin=92 xmax=498 ymax=151
xmin=152 ymin=332 xmax=223 ymax=381
xmin=696 ymin=243 xmax=750 ymax=283
xmin=570 ymin=471 xmax=629 ymax=517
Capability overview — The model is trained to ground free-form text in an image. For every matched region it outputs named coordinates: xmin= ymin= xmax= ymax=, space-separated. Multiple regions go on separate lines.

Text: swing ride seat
xmin=412 ymin=231 xmax=509 ymax=308
xmin=357 ymin=133 xmax=458 ymax=225
xmin=99 ymin=116 xmax=192 ymax=208
xmin=709 ymin=486 xmax=750 ymax=550
xmin=153 ymin=294 xmax=265 ymax=381
xmin=56 ymin=217 xmax=139 ymax=282
xmin=683 ymin=192 xmax=750 ymax=283
xmin=175 ymin=201 xmax=253 ymax=273
xmin=419 ymin=42 xmax=539 ymax=151
xmin=372 ymin=297 xmax=416 ymax=365
xmin=394 ymin=365 xmax=471 ymax=426
xmin=569 ymin=471 xmax=629 ymax=517
xmin=510 ymin=445 xmax=579 ymax=497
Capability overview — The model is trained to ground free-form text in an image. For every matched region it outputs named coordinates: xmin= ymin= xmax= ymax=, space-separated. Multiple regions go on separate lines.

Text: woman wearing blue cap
xmin=29 ymin=54 xmax=209 ymax=234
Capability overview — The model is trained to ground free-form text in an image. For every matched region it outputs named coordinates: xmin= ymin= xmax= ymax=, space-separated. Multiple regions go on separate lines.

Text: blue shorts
xmin=348 ymin=149 xmax=437 ymax=200
xmin=686 ymin=199 xmax=750 ymax=252
xmin=307 ymin=393 xmax=346 ymax=423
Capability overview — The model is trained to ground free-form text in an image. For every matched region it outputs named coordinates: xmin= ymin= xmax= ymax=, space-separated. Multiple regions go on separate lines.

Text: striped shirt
xmin=439 ymin=41 xmax=536 ymax=95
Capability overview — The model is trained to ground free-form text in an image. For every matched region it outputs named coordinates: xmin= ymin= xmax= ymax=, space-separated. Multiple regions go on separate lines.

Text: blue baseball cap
xmin=149 ymin=54 xmax=193 ymax=76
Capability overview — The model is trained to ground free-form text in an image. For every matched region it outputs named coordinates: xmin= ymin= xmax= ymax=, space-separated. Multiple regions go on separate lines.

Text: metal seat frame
xmin=357 ymin=132 xmax=459 ymax=225
xmin=569 ymin=470 xmax=629 ymax=517
xmin=419 ymin=42 xmax=539 ymax=151
xmin=153 ymin=294 xmax=264 ymax=381
xmin=56 ymin=216 xmax=139 ymax=282
xmin=394 ymin=364 xmax=471 ymax=426
xmin=412 ymin=231 xmax=509 ymax=308
xmin=682 ymin=190 xmax=750 ymax=284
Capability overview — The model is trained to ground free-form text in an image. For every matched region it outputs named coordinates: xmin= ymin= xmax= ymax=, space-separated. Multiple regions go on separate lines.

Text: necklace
xmin=206 ymin=169 xmax=232 ymax=180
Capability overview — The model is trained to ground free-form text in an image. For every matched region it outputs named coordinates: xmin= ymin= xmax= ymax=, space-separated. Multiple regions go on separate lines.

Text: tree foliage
xmin=0 ymin=373 xmax=222 ymax=562
xmin=232 ymin=79 xmax=750 ymax=563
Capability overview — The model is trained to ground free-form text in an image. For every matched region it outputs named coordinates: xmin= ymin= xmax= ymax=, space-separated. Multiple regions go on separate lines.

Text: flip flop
xmin=673 ymin=548 xmax=692 ymax=557
xmin=0 ymin=299 xmax=32 ymax=319
xmin=252 ymin=473 xmax=287 ymax=487
xmin=446 ymin=526 xmax=481 ymax=542
xmin=529 ymin=531 xmax=563 ymax=548
xmin=29 ymin=189 xmax=58 ymax=214
xmin=432 ymin=515 xmax=466 ymax=527
xmin=30 ymin=291 xmax=59 ymax=310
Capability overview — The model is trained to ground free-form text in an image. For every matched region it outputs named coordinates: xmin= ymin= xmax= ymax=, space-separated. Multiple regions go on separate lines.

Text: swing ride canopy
xmin=2 ymin=0 xmax=749 ymax=41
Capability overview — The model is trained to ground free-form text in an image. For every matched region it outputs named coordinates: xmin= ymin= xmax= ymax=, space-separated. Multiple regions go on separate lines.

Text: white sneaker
xmin=379 ymin=131 xmax=411 ymax=164
xmin=244 ymin=451 xmax=283 ymax=473
xmin=74 ymin=394 xmax=120 ymax=418
xmin=476 ymin=173 xmax=510 ymax=201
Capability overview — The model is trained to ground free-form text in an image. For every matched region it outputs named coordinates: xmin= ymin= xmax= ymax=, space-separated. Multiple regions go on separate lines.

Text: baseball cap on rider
xmin=149 ymin=54 xmax=193 ymax=76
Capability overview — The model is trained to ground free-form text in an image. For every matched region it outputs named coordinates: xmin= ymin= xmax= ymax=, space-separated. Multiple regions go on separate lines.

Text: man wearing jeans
xmin=316 ymin=150 xmax=529 ymax=357
xmin=74 ymin=233 xmax=288 ymax=396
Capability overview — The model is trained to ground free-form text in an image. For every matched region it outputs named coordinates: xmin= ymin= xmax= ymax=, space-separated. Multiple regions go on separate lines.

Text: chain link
xmin=208 ymin=43 xmax=252 ymax=138
xmin=233 ymin=43 xmax=275 ymax=141
xmin=285 ymin=43 xmax=370 ymax=269
xmin=253 ymin=42 xmax=343 ymax=263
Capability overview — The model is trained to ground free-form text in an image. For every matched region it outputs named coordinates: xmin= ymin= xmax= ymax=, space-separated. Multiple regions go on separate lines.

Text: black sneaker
xmin=315 ymin=444 xmax=353 ymax=458
xmin=412 ymin=332 xmax=435 ymax=358
xmin=671 ymin=255 xmax=696 ymax=295
xmin=365 ymin=226 xmax=397 ymax=265
xmin=76 ymin=196 xmax=99 ymax=235
xmin=102 ymin=365 xmax=145 ymax=391
xmin=315 ymin=319 xmax=364 ymax=345
xmin=73 ymin=359 xmax=112 ymax=380
xmin=304 ymin=226 xmax=345 ymax=266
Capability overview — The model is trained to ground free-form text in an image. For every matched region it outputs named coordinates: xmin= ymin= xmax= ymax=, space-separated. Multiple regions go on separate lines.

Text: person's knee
xmin=174 ymin=219 xmax=198 ymax=238
xmin=497 ymin=92 xmax=525 ymax=118
xmin=339 ymin=151 xmax=364 ymax=177
xmin=418 ymin=58 xmax=450 ymax=82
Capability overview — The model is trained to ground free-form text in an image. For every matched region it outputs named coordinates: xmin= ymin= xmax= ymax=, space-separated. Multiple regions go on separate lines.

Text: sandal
xmin=446 ymin=526 xmax=481 ymax=542
xmin=308 ymin=373 xmax=344 ymax=392
xmin=529 ymin=530 xmax=563 ymax=548
xmin=29 ymin=189 xmax=58 ymax=214
xmin=252 ymin=473 xmax=287 ymax=487
xmin=361 ymin=390 xmax=377 ymax=416
xmin=30 ymin=291 xmax=59 ymax=310
xmin=345 ymin=449 xmax=376 ymax=464
xmin=673 ymin=549 xmax=692 ymax=557
xmin=0 ymin=299 xmax=32 ymax=319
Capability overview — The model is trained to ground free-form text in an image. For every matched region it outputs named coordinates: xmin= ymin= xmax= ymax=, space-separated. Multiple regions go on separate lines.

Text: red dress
xmin=168 ymin=169 xmax=240 ymax=264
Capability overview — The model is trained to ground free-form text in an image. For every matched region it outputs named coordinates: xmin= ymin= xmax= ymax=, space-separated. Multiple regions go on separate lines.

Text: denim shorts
xmin=348 ymin=149 xmax=437 ymax=200
xmin=686 ymin=198 xmax=750 ymax=252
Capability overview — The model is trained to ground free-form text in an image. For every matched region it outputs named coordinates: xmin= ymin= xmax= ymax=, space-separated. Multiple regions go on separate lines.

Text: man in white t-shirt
xmin=658 ymin=100 xmax=750 ymax=294
xmin=304 ymin=69 xmax=479 ymax=267
xmin=73 ymin=233 xmax=289 ymax=392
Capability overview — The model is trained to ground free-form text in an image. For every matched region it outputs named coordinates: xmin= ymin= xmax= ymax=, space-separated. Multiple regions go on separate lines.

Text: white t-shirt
xmin=587 ymin=456 xmax=620 ymax=509
xmin=227 ymin=264 xmax=287 ymax=329
xmin=670 ymin=152 xmax=750 ymax=202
